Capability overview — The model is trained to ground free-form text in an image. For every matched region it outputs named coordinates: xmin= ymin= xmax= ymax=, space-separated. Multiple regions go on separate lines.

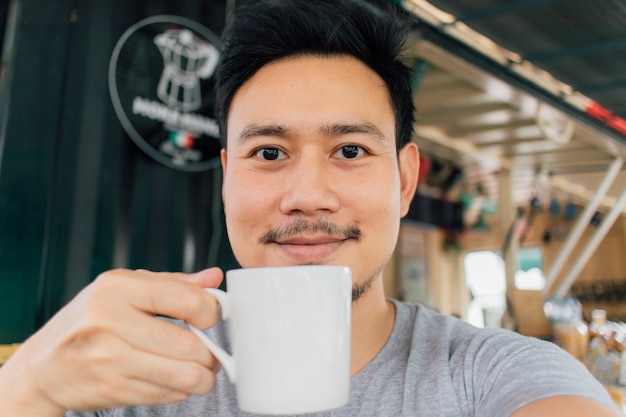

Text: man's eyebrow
xmin=322 ymin=122 xmax=386 ymax=141
xmin=236 ymin=121 xmax=386 ymax=142
xmin=237 ymin=124 xmax=290 ymax=142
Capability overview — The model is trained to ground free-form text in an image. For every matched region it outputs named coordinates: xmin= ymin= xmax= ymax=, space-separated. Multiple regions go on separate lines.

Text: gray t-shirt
xmin=66 ymin=300 xmax=616 ymax=417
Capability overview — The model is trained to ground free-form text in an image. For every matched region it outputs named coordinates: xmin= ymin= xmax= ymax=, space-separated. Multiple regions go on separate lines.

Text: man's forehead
xmin=225 ymin=54 xmax=396 ymax=148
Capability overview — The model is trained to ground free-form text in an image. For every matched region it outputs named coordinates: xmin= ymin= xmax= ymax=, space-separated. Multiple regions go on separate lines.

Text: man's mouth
xmin=278 ymin=235 xmax=346 ymax=245
xmin=258 ymin=217 xmax=362 ymax=245
xmin=258 ymin=217 xmax=362 ymax=262
xmin=273 ymin=236 xmax=349 ymax=261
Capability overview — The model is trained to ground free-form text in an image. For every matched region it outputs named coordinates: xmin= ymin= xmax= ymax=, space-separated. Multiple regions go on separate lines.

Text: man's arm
xmin=0 ymin=268 xmax=223 ymax=416
xmin=511 ymin=395 xmax=622 ymax=417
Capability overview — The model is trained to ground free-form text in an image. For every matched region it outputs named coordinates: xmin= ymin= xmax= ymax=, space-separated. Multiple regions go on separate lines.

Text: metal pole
xmin=543 ymin=157 xmax=623 ymax=295
xmin=554 ymin=185 xmax=626 ymax=298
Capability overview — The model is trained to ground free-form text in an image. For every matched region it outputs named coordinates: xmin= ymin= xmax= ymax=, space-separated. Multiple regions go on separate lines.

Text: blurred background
xmin=2 ymin=3 xmax=626 ymax=395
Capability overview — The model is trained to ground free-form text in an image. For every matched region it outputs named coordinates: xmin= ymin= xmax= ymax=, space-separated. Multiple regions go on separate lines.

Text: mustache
xmin=258 ymin=217 xmax=362 ymax=244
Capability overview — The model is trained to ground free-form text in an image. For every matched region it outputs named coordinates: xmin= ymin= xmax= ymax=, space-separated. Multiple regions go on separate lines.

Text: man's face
xmin=221 ymin=55 xmax=417 ymax=298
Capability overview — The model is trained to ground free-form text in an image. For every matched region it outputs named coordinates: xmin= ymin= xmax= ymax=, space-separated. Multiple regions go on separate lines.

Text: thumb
xmin=187 ymin=267 xmax=224 ymax=288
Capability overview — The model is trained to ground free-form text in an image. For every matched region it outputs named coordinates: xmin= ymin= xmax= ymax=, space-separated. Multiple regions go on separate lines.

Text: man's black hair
xmin=214 ymin=0 xmax=420 ymax=150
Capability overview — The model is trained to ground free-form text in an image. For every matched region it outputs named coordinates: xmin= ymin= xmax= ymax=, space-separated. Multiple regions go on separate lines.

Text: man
xmin=0 ymin=0 xmax=620 ymax=416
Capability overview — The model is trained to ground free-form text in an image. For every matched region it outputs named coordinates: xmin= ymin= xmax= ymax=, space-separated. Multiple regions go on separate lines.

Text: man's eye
xmin=254 ymin=147 xmax=285 ymax=161
xmin=335 ymin=145 xmax=365 ymax=159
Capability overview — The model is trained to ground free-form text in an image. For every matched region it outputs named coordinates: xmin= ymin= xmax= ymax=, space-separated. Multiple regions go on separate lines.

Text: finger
xmin=186 ymin=267 xmax=224 ymax=288
xmin=87 ymin=270 xmax=224 ymax=364
xmin=28 ymin=327 xmax=213 ymax=411
xmin=135 ymin=268 xmax=224 ymax=289
xmin=115 ymin=313 xmax=218 ymax=367
xmin=67 ymin=375 xmax=191 ymax=411
xmin=106 ymin=272 xmax=225 ymax=362
xmin=119 ymin=348 xmax=218 ymax=398
xmin=54 ymin=343 xmax=216 ymax=410
xmin=103 ymin=380 xmax=190 ymax=409
xmin=96 ymin=269 xmax=220 ymax=329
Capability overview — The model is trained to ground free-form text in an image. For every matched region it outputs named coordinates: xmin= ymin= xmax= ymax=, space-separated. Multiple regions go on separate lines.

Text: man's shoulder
xmin=391 ymin=300 xmax=616 ymax=416
xmin=392 ymin=299 xmax=556 ymax=363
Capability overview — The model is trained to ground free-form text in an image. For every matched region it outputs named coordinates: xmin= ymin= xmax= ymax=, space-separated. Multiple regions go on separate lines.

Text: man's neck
xmin=349 ymin=279 xmax=396 ymax=376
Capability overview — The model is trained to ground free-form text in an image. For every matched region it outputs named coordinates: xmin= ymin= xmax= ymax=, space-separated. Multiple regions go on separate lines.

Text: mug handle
xmin=187 ymin=288 xmax=237 ymax=382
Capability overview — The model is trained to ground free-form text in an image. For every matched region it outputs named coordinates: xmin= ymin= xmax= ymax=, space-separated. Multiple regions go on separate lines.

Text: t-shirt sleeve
xmin=452 ymin=328 xmax=619 ymax=417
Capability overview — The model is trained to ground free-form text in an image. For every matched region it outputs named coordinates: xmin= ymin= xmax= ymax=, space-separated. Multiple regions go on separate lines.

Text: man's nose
xmin=278 ymin=155 xmax=340 ymax=216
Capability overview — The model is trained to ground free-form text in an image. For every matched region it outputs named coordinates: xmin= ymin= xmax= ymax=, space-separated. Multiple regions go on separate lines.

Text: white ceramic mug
xmin=189 ymin=265 xmax=352 ymax=415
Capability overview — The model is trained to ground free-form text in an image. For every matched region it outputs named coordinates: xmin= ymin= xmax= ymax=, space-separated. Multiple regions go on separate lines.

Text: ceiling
xmin=400 ymin=0 xmax=626 ymax=213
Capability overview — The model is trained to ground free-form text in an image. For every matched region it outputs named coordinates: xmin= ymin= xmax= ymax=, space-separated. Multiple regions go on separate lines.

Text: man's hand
xmin=0 ymin=267 xmax=224 ymax=416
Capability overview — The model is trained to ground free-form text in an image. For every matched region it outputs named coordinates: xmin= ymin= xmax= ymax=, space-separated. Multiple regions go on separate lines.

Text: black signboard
xmin=109 ymin=15 xmax=222 ymax=171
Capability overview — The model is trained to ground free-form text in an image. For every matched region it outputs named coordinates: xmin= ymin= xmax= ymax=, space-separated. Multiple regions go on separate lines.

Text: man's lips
xmin=278 ymin=236 xmax=344 ymax=245
xmin=271 ymin=236 xmax=349 ymax=260
xmin=257 ymin=217 xmax=362 ymax=262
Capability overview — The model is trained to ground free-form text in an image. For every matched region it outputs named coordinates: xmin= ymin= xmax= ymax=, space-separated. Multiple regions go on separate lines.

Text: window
xmin=515 ymin=247 xmax=545 ymax=290
xmin=464 ymin=251 xmax=506 ymax=328
xmin=464 ymin=247 xmax=545 ymax=327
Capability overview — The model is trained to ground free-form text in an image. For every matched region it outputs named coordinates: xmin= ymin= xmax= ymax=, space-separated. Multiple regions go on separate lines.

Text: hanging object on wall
xmin=548 ymin=196 xmax=562 ymax=217
xmin=518 ymin=194 xmax=542 ymax=245
xmin=422 ymin=156 xmax=464 ymax=196
xmin=543 ymin=196 xmax=562 ymax=243
xmin=590 ymin=211 xmax=603 ymax=227
xmin=564 ymin=200 xmax=579 ymax=222
xmin=458 ymin=183 xmax=497 ymax=232
xmin=109 ymin=16 xmax=222 ymax=171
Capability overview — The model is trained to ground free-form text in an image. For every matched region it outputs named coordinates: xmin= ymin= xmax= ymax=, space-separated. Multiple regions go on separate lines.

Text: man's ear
xmin=398 ymin=142 xmax=420 ymax=217
xmin=220 ymin=148 xmax=227 ymax=171
xmin=220 ymin=148 xmax=227 ymax=201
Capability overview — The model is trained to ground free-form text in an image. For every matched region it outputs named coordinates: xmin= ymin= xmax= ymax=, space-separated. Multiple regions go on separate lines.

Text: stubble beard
xmin=352 ymin=275 xmax=374 ymax=302
xmin=351 ymin=264 xmax=385 ymax=303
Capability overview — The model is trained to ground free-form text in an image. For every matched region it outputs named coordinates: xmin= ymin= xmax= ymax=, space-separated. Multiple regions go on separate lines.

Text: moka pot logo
xmin=109 ymin=16 xmax=222 ymax=171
